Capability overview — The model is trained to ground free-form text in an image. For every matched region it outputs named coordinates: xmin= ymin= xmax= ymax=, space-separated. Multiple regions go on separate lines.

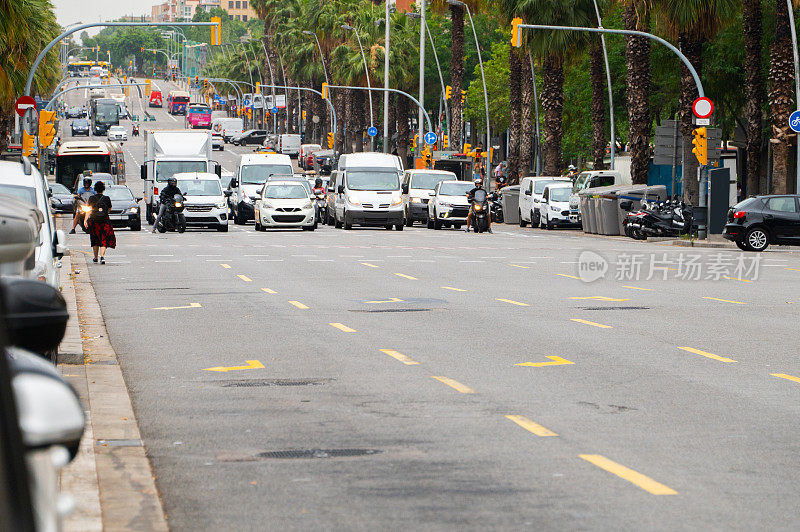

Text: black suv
xmin=723 ymin=195 xmax=800 ymax=251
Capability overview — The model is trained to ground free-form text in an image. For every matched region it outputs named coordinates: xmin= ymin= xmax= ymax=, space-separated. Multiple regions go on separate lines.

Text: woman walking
xmin=86 ymin=181 xmax=115 ymax=264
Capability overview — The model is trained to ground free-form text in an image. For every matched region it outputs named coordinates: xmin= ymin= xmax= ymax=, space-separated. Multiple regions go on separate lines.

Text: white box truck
xmin=140 ymin=129 xmax=220 ymax=224
xmin=278 ymin=134 xmax=301 ymax=157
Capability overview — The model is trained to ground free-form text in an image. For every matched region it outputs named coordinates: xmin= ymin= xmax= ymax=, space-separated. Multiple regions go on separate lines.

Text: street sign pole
xmin=671 ymin=119 xmax=679 ymax=198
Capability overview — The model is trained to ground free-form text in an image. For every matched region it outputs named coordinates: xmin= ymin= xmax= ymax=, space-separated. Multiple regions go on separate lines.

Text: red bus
xmin=167 ymin=90 xmax=190 ymax=115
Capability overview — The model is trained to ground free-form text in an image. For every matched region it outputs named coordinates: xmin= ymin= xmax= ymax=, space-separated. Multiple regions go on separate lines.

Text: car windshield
xmin=240 ymin=164 xmax=293 ymax=185
xmin=264 ymin=184 xmax=308 ymax=199
xmin=439 ymin=182 xmax=474 ymax=196
xmin=73 ymin=120 xmax=87 ymax=126
xmin=0 ymin=184 xmax=36 ymax=205
xmin=346 ymin=170 xmax=400 ymax=191
xmin=411 ymin=172 xmax=451 ymax=190
xmin=50 ymin=183 xmax=70 ymax=194
xmin=572 ymin=173 xmax=589 ymax=193
xmin=176 ymin=180 xmax=222 ymax=196
xmin=549 ymin=187 xmax=572 ymax=202
xmin=535 ymin=180 xmax=559 ymax=194
xmin=109 ymin=126 xmax=124 ymax=132
xmin=106 ymin=187 xmax=134 ymax=201
xmin=155 ymin=161 xmax=207 ymax=182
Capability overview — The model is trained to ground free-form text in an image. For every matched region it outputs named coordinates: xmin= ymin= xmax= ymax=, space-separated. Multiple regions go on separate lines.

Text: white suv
xmin=539 ymin=182 xmax=577 ymax=230
xmin=518 ymin=176 xmax=571 ymax=227
xmin=254 ymin=180 xmax=316 ymax=231
xmin=173 ymin=173 xmax=230 ymax=232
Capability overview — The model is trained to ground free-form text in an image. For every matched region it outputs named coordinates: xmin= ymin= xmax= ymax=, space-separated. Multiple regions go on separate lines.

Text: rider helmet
xmin=474 ymin=178 xmax=483 ymax=187
xmin=167 ymin=177 xmax=177 ymax=187
xmin=315 ymin=178 xmax=322 ymax=187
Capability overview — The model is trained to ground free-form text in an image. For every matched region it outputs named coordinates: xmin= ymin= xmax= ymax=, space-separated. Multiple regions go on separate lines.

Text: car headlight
xmin=302 ymin=201 xmax=313 ymax=209
xmin=216 ymin=201 xmax=226 ymax=209
xmin=126 ymin=207 xmax=138 ymax=214
xmin=550 ymin=205 xmax=559 ymax=212
xmin=391 ymin=196 xmax=403 ymax=206
xmin=261 ymin=202 xmax=273 ymax=210
xmin=347 ymin=195 xmax=360 ymax=205
xmin=411 ymin=197 xmax=423 ymax=204
xmin=439 ymin=202 xmax=453 ymax=208
xmin=33 ymin=260 xmax=48 ymax=283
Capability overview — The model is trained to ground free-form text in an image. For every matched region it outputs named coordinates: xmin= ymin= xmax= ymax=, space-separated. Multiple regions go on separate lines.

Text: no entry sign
xmin=15 ymin=96 xmax=36 ymax=117
xmin=692 ymin=97 xmax=714 ymax=119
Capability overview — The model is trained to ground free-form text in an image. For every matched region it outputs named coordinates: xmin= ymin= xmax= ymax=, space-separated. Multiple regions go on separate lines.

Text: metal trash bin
xmin=500 ymin=185 xmax=520 ymax=225
xmin=586 ymin=185 xmax=625 ymax=235
xmin=578 ymin=189 xmax=596 ymax=233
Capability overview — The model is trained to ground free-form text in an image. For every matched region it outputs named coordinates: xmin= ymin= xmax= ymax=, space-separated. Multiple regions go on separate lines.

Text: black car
xmin=104 ymin=186 xmax=142 ymax=231
xmin=723 ymin=195 xmax=800 ymax=251
xmin=65 ymin=106 xmax=85 ymax=118
xmin=232 ymin=129 xmax=268 ymax=146
xmin=71 ymin=119 xmax=90 ymax=136
xmin=49 ymin=183 xmax=74 ymax=213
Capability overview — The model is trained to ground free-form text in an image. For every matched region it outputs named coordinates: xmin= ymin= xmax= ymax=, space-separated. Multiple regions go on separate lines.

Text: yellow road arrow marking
xmin=203 ymin=360 xmax=265 ymax=372
xmin=365 ymin=298 xmax=404 ymax=304
xmin=515 ymin=356 xmax=575 ymax=367
xmin=152 ymin=302 xmax=201 ymax=310
xmin=569 ymin=296 xmax=630 ymax=301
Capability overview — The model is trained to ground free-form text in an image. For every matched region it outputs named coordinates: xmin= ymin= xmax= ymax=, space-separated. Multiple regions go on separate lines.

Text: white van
xmin=212 ymin=117 xmax=244 ymax=143
xmin=518 ymin=176 xmax=571 ymax=227
xmin=331 ymin=153 xmax=405 ymax=230
xmin=278 ymin=134 xmax=301 ymax=157
xmin=229 ymin=153 xmax=293 ymax=224
xmin=568 ymin=170 xmax=628 ymax=224
xmin=401 ymin=169 xmax=457 ymax=226
xmin=540 ymin=182 xmax=579 ymax=229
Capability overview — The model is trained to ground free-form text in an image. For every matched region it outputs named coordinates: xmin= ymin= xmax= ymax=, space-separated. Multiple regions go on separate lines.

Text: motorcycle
xmin=77 ymin=202 xmax=92 ymax=233
xmin=622 ymin=198 xmax=692 ymax=240
xmin=156 ymin=194 xmax=187 ymax=233
xmin=470 ymin=189 xmax=491 ymax=233
xmin=132 ymin=124 xmax=140 ymax=137
xmin=489 ymin=191 xmax=504 ymax=223
xmin=313 ymin=191 xmax=326 ymax=223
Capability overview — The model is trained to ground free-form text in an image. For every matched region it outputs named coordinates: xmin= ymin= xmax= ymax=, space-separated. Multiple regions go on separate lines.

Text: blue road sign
xmin=790 ymin=110 xmax=800 ymax=133
xmin=367 ymin=126 xmax=378 ymax=137
xmin=272 ymin=106 xmax=279 ymax=114
xmin=424 ymin=131 xmax=438 ymax=145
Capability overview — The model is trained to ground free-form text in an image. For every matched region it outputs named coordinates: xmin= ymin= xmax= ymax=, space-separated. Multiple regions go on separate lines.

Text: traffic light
xmin=692 ymin=127 xmax=708 ymax=165
xmin=463 ymin=143 xmax=471 ymax=155
xmin=412 ymin=134 xmax=418 ymax=149
xmin=203 ymin=79 xmax=208 ymax=90
xmin=145 ymin=79 xmax=151 ymax=97
xmin=422 ymin=147 xmax=432 ymax=168
xmin=461 ymin=90 xmax=466 ymax=104
xmin=445 ymin=85 xmax=452 ymax=100
xmin=211 ymin=16 xmax=222 ymax=46
xmin=141 ymin=47 xmax=144 ymax=52
xmin=172 ymin=73 xmax=176 ymax=81
xmin=443 ymin=135 xmax=448 ymax=149
xmin=321 ymin=82 xmax=328 ymax=99
xmin=246 ymin=107 xmax=252 ymax=120
xmin=511 ymin=17 xmax=522 ymax=47
xmin=302 ymin=110 xmax=307 ymax=120
xmin=195 ymin=75 xmax=199 ymax=85
xmin=255 ymin=84 xmax=260 ymax=95
xmin=22 ymin=132 xmax=35 ymax=157
xmin=38 ymin=110 xmax=56 ymax=148
xmin=327 ymin=132 xmax=334 ymax=149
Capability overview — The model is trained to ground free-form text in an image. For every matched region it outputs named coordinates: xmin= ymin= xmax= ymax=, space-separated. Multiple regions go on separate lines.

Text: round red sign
xmin=15 ymin=95 xmax=37 ymax=117
xmin=692 ymin=97 xmax=714 ymax=119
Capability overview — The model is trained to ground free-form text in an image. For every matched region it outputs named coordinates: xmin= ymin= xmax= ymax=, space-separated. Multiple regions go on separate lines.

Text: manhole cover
xmin=255 ymin=449 xmax=383 ymax=459
xmin=580 ymin=306 xmax=650 ymax=311
xmin=350 ymin=308 xmax=434 ymax=313
xmin=219 ymin=378 xmax=329 ymax=387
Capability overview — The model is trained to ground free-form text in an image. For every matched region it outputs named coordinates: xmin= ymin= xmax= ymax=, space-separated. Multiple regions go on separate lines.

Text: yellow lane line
xmin=152 ymin=302 xmax=202 ymax=310
xmin=723 ymin=276 xmax=753 ymax=283
xmin=786 ymin=268 xmax=800 ymax=272
xmin=330 ymin=322 xmax=356 ymax=333
xmin=515 ymin=356 xmax=574 ymax=367
xmin=505 ymin=415 xmax=558 ymax=437
xmin=379 ymin=349 xmax=420 ymax=365
xmin=571 ymin=319 xmax=612 ymax=329
xmin=702 ymin=296 xmax=745 ymax=305
xmin=623 ymin=285 xmax=654 ymax=291
xmin=288 ymin=301 xmax=309 ymax=309
xmin=365 ymin=298 xmax=403 ymax=304
xmin=678 ymin=346 xmax=737 ymax=363
xmin=361 ymin=262 xmax=380 ymax=268
xmin=496 ymin=298 xmax=530 ymax=307
xmin=431 ymin=376 xmax=475 ymax=394
xmin=203 ymin=360 xmax=265 ymax=372
xmin=579 ymin=454 xmax=677 ymax=495
xmin=557 ymin=274 xmax=581 ymax=280
xmin=770 ymin=373 xmax=800 ymax=384
xmin=442 ymin=286 xmax=468 ymax=292
xmin=261 ymin=288 xmax=277 ymax=294
xmin=569 ymin=296 xmax=629 ymax=301
xmin=509 ymin=264 xmax=530 ymax=269
xmin=394 ymin=273 xmax=418 ymax=280
xmin=221 ymin=263 xmax=231 ymax=269
xmin=237 ymin=274 xmax=252 ymax=282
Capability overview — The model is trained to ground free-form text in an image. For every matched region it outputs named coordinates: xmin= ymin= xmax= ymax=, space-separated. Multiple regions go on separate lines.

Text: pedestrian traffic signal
xmin=172 ymin=73 xmax=176 ymax=81
xmin=22 ymin=132 xmax=35 ymax=157
xmin=321 ymin=82 xmax=328 ymax=99
xmin=211 ymin=16 xmax=222 ymax=46
xmin=327 ymin=132 xmax=335 ymax=149
xmin=511 ymin=17 xmax=522 ymax=47
xmin=255 ymin=84 xmax=260 ymax=95
xmin=38 ymin=110 xmax=56 ymax=148
xmin=445 ymin=85 xmax=452 ymax=100
xmin=692 ymin=127 xmax=708 ymax=165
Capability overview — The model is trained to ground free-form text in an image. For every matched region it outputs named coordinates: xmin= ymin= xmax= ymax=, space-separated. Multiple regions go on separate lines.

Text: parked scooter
xmin=489 ymin=191 xmax=504 ymax=223
xmin=156 ymin=194 xmax=186 ymax=233
xmin=622 ymin=198 xmax=692 ymax=239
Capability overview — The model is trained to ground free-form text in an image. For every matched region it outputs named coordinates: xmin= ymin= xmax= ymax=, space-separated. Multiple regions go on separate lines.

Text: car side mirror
xmin=256 ymin=191 xmax=263 ymax=199
xmin=53 ymin=230 xmax=67 ymax=259
xmin=620 ymin=200 xmax=633 ymax=211
xmin=215 ymin=162 xmax=222 ymax=177
xmin=223 ymin=190 xmax=232 ymax=197
xmin=140 ymin=164 xmax=146 ymax=180
xmin=402 ymin=184 xmax=409 ymax=194
xmin=337 ymin=185 xmax=344 ymax=194
xmin=136 ymin=197 xmax=143 ymax=202
xmin=1 ymin=277 xmax=68 ymax=355
xmin=524 ymin=189 xmax=531 ymax=196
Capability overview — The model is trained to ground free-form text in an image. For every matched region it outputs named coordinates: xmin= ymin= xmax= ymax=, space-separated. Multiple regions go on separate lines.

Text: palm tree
xmin=508 ymin=45 xmax=523 ymax=179
xmin=768 ymin=0 xmax=795 ymax=194
xmin=622 ymin=0 xmax=651 ymax=185
xmin=519 ymin=55 xmax=533 ymax=176
xmin=589 ymin=39 xmax=606 ymax=169
xmin=742 ymin=0 xmax=765 ymax=196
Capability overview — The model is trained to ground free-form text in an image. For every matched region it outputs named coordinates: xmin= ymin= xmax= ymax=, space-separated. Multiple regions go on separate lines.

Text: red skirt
xmin=88 ymin=220 xmax=116 ymax=248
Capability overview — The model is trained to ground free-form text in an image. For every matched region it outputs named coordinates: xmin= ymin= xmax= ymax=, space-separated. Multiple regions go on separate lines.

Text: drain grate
xmin=255 ymin=449 xmax=382 ymax=459
xmin=219 ymin=378 xmax=329 ymax=387
xmin=580 ymin=306 xmax=650 ymax=311
xmin=350 ymin=308 xmax=434 ymax=313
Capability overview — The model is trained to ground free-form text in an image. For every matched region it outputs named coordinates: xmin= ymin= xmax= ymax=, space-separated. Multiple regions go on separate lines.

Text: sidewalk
xmin=58 ymin=250 xmax=168 ymax=531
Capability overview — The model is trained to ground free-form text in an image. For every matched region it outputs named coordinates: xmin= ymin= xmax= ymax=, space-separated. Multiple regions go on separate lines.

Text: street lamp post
xmin=303 ymin=30 xmax=331 ymax=143
xmin=417 ymin=0 xmax=427 ymax=163
xmin=448 ymin=0 xmax=490 ymax=188
xmin=407 ymin=12 xmax=449 ymax=148
xmin=384 ymin=1 xmax=391 ymax=153
xmin=591 ymin=0 xmax=615 ymax=170
xmin=342 ymin=24 xmax=375 ymax=151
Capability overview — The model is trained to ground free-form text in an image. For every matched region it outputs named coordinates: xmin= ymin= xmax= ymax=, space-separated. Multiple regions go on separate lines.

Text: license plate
xmin=109 ymin=214 xmax=126 ymax=220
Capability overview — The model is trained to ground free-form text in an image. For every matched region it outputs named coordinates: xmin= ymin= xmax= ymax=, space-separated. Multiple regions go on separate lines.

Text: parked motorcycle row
xmin=622 ymin=197 xmax=693 ymax=240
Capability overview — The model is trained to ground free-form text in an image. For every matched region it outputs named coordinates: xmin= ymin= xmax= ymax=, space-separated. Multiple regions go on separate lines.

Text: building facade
xmin=223 ymin=0 xmax=257 ymax=21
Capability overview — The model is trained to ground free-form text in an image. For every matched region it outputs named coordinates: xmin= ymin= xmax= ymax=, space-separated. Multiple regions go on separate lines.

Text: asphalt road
xmin=60 ymin=79 xmax=800 ymax=531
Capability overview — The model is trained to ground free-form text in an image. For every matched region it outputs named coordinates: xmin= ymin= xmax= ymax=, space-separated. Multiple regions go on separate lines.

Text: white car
xmin=518 ymin=176 xmax=571 ymax=227
xmin=172 ymin=172 xmax=230 ymax=232
xmin=427 ymin=180 xmax=473 ymax=230
xmin=0 ymin=159 xmax=66 ymax=289
xmin=254 ymin=180 xmax=316 ymax=231
xmin=539 ymin=182 xmax=578 ymax=230
xmin=107 ymin=125 xmax=127 ymax=141
xmin=212 ymin=132 xmax=224 ymax=151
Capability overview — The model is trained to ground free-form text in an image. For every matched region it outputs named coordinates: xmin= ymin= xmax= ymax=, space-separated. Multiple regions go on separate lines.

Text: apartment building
xmin=224 ymin=0 xmax=257 ymax=21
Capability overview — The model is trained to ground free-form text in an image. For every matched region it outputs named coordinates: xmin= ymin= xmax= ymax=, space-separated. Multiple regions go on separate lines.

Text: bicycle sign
xmin=790 ymin=110 xmax=800 ymax=133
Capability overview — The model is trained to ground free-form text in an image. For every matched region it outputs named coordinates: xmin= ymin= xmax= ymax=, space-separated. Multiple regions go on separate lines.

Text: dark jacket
xmin=87 ymin=194 xmax=112 ymax=222
xmin=159 ymin=184 xmax=182 ymax=203
xmin=467 ymin=186 xmax=485 ymax=202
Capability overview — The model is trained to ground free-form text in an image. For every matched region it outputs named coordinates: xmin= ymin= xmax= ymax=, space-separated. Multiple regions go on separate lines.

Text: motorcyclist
xmin=564 ymin=164 xmax=578 ymax=180
xmin=312 ymin=177 xmax=325 ymax=196
xmin=152 ymin=177 xmax=182 ymax=232
xmin=464 ymin=178 xmax=492 ymax=233
xmin=69 ymin=175 xmax=94 ymax=234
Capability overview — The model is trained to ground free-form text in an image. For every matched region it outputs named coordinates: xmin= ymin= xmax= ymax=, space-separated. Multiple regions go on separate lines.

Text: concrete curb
xmin=59 ymin=252 xmax=168 ymax=531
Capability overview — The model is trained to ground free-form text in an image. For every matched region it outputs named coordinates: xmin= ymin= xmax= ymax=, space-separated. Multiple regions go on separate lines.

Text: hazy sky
xmin=53 ymin=0 xmax=154 ymax=39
